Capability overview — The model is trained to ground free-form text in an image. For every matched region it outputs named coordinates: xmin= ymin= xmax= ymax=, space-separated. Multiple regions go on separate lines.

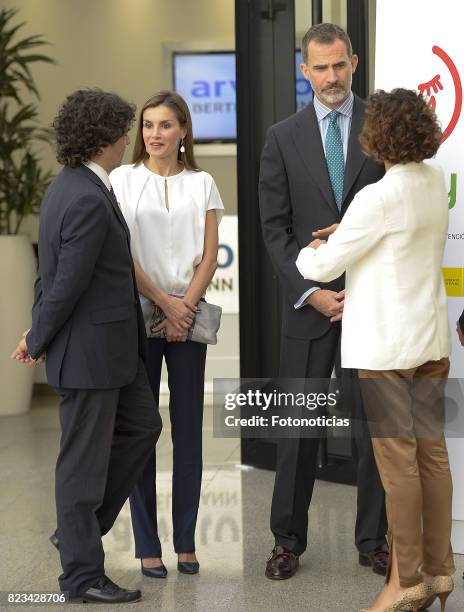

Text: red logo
xmin=417 ymin=46 xmax=462 ymax=143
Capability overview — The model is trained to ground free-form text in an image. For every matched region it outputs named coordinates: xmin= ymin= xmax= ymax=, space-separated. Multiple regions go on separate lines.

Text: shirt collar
xmin=83 ymin=160 xmax=111 ymax=191
xmin=313 ymin=91 xmax=354 ymax=122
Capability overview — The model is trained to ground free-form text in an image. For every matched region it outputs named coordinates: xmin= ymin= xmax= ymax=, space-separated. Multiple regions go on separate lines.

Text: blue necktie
xmin=325 ymin=110 xmax=344 ymax=210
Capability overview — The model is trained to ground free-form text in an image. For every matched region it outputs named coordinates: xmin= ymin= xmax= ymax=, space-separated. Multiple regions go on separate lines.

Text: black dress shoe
xmin=49 ymin=533 xmax=59 ymax=551
xmin=71 ymin=575 xmax=141 ymax=604
xmin=141 ymin=560 xmax=168 ymax=578
xmin=359 ymin=545 xmax=389 ymax=576
xmin=265 ymin=545 xmax=299 ymax=580
xmin=177 ymin=561 xmax=200 ymax=574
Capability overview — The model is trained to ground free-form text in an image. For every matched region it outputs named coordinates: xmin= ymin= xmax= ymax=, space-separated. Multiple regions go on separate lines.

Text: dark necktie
xmin=109 ymin=186 xmax=118 ymax=204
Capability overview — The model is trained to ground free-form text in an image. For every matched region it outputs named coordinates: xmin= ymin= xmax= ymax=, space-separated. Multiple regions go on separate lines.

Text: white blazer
xmin=296 ymin=162 xmax=451 ymax=370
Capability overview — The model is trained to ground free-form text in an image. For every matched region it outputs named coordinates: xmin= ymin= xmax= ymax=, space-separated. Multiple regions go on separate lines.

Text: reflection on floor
xmin=0 ymin=393 xmax=462 ymax=611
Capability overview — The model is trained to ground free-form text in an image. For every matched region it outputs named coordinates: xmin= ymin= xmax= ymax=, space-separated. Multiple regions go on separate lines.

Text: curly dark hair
xmin=359 ymin=88 xmax=442 ymax=164
xmin=53 ymin=89 xmax=136 ymax=167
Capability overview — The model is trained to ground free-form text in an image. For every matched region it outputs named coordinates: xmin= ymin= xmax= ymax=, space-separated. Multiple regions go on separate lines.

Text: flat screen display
xmin=173 ymin=51 xmax=313 ymax=143
xmin=295 ymin=50 xmax=313 ymax=111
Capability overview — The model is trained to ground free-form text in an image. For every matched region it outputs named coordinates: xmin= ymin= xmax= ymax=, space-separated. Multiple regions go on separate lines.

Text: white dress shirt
xmin=110 ymin=162 xmax=224 ymax=302
xmin=84 ymin=160 xmax=111 ymax=190
xmin=296 ymin=162 xmax=451 ymax=370
xmin=313 ymin=91 xmax=353 ymax=161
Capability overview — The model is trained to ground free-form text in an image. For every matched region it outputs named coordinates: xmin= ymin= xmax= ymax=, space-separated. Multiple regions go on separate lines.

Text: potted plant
xmin=0 ymin=8 xmax=55 ymax=415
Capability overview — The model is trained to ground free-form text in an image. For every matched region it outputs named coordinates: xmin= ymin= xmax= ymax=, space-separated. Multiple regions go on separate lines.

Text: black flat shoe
xmin=177 ymin=561 xmax=200 ymax=574
xmin=141 ymin=560 xmax=167 ymax=579
xmin=70 ymin=575 xmax=141 ymax=603
xmin=49 ymin=533 xmax=59 ymax=551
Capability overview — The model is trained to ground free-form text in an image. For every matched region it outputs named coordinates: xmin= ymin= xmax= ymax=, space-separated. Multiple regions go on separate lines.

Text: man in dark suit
xmin=259 ymin=23 xmax=387 ymax=580
xmin=12 ymin=90 xmax=162 ymax=603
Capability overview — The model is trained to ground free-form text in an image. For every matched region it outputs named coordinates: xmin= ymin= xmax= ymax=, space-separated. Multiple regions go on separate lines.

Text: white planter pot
xmin=0 ymin=235 xmax=36 ymax=415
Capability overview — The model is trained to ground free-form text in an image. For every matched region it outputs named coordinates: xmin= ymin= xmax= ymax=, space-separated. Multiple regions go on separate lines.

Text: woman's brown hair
xmin=132 ymin=91 xmax=199 ymax=170
xmin=359 ymin=88 xmax=442 ymax=164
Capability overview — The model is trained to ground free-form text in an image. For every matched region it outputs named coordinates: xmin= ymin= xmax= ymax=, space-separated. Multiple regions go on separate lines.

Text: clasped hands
xmin=304 ymin=223 xmax=344 ymax=323
xmin=308 ymin=223 xmax=339 ymax=246
xmin=153 ymin=295 xmax=198 ymax=342
xmin=11 ymin=329 xmax=45 ymax=365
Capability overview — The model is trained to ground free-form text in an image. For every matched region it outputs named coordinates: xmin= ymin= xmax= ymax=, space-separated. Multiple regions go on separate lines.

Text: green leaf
xmin=0 ymin=8 xmax=55 ymax=234
xmin=0 ymin=8 xmax=55 ymax=103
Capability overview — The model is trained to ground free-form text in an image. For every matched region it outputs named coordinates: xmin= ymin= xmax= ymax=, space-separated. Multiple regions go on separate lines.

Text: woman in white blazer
xmin=111 ymin=92 xmax=224 ymax=578
xmin=296 ymin=89 xmax=454 ymax=612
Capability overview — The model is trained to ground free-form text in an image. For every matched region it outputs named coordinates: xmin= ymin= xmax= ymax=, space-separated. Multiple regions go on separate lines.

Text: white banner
xmin=376 ymin=0 xmax=464 ymax=549
xmin=206 ymin=215 xmax=239 ymax=313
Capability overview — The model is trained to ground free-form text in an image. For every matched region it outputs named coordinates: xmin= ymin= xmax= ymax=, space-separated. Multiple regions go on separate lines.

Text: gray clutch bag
xmin=145 ymin=299 xmax=222 ymax=345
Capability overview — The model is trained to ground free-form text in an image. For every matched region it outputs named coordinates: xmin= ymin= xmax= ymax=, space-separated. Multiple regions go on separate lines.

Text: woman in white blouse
xmin=111 ymin=91 xmax=224 ymax=578
xmin=296 ymin=89 xmax=454 ymax=612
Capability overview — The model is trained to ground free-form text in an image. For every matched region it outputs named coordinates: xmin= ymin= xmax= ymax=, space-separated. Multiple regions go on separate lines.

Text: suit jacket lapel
xmin=73 ymin=165 xmax=139 ymax=299
xmin=75 ymin=165 xmax=132 ymax=240
xmin=342 ymin=95 xmax=368 ymax=206
xmin=293 ymin=104 xmax=339 ymax=216
xmin=100 ymin=183 xmax=132 ymax=239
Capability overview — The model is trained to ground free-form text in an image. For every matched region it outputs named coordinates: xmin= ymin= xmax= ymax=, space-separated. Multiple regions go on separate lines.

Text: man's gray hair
xmin=301 ymin=23 xmax=353 ymax=64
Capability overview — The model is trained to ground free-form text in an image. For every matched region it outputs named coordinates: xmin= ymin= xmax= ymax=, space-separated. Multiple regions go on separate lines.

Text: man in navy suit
xmin=259 ymin=24 xmax=387 ymax=580
xmin=12 ymin=90 xmax=162 ymax=603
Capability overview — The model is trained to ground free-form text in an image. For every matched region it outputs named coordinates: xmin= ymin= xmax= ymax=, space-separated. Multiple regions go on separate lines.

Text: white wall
xmin=4 ymin=0 xmax=239 ymax=386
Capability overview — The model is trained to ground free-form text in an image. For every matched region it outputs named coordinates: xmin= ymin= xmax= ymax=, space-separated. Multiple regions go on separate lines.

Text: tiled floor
xmin=0 ymin=393 xmax=462 ymax=611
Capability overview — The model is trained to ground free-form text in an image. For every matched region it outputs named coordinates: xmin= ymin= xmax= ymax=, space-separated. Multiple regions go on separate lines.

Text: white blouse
xmin=110 ymin=163 xmax=224 ymax=300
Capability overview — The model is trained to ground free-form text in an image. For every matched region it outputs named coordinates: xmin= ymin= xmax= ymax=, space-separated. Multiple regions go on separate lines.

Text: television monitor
xmin=295 ymin=49 xmax=313 ymax=111
xmin=172 ymin=51 xmax=313 ymax=143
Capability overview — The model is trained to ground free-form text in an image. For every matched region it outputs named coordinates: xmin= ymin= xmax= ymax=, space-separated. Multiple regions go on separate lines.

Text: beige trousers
xmin=358 ymin=358 xmax=455 ymax=587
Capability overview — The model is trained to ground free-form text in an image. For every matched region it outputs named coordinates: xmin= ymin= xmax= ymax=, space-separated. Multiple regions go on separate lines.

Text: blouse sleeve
xmin=206 ymin=176 xmax=225 ymax=224
xmin=295 ymin=184 xmax=386 ymax=282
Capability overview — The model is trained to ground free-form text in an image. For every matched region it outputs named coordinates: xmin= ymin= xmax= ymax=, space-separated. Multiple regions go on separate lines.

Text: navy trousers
xmin=129 ymin=337 xmax=207 ymax=557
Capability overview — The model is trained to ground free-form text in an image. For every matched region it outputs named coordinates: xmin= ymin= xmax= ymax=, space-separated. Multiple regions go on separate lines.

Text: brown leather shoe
xmin=265 ymin=545 xmax=299 ymax=580
xmin=359 ymin=545 xmax=389 ymax=576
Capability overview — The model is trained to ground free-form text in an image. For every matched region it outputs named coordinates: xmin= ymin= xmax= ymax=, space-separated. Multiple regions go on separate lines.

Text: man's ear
xmin=351 ymin=54 xmax=359 ymax=74
xmin=300 ymin=62 xmax=310 ymax=81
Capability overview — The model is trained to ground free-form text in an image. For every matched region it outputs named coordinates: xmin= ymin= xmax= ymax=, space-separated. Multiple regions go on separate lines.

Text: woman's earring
xmin=180 ymin=138 xmax=185 ymax=153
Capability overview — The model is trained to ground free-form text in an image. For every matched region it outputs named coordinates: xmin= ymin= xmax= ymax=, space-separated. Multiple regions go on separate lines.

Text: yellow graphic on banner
xmin=442 ymin=268 xmax=464 ymax=296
